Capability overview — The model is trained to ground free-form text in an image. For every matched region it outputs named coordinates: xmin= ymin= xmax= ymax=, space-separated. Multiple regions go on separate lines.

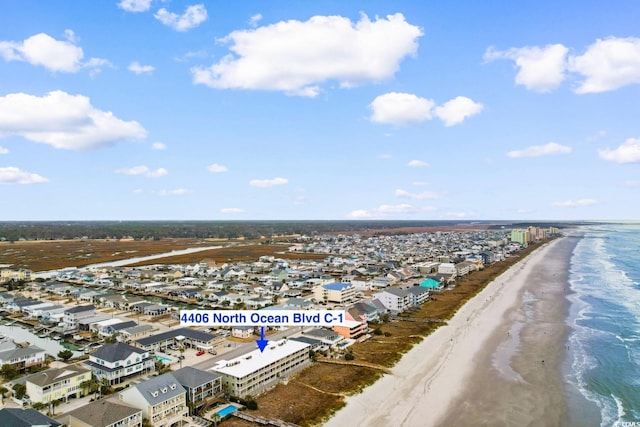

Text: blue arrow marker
xmin=256 ymin=326 xmax=269 ymax=352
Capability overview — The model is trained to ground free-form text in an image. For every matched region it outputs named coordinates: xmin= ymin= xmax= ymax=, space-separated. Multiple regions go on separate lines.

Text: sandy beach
xmin=325 ymin=237 xmax=579 ymax=427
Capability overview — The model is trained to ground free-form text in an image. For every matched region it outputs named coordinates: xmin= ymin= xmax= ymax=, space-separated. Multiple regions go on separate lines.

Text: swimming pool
xmin=155 ymin=355 xmax=172 ymax=364
xmin=216 ymin=405 xmax=238 ymax=417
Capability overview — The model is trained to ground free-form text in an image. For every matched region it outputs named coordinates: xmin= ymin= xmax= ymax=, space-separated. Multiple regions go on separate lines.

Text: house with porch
xmin=84 ymin=342 xmax=155 ymax=385
xmin=172 ymin=366 xmax=222 ymax=415
xmin=118 ymin=372 xmax=188 ymax=427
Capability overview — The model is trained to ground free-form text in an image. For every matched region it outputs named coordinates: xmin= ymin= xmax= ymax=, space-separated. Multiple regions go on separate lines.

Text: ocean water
xmin=567 ymin=223 xmax=640 ymax=426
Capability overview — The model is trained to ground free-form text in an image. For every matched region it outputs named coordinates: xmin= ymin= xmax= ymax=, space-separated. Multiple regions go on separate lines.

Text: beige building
xmin=26 ymin=365 xmax=91 ymax=404
xmin=118 ymin=372 xmax=188 ymax=427
xmin=314 ymin=282 xmax=355 ymax=304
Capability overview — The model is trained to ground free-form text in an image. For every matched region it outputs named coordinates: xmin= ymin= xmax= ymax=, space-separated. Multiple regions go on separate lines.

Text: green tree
xmin=142 ymin=418 xmax=153 ymax=427
xmin=48 ymin=398 xmax=62 ymax=415
xmin=57 ymin=349 xmax=73 ymax=361
xmin=31 ymin=401 xmax=47 ymax=411
xmin=12 ymin=383 xmax=26 ymax=400
xmin=344 ymin=352 xmax=355 ymax=361
xmin=104 ymin=334 xmax=118 ymax=344
xmin=0 ymin=385 xmax=8 ymax=404
xmin=0 ymin=364 xmax=19 ymax=381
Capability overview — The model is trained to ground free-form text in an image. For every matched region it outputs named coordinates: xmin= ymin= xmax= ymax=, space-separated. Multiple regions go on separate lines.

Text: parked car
xmin=196 ymin=350 xmax=205 ymax=356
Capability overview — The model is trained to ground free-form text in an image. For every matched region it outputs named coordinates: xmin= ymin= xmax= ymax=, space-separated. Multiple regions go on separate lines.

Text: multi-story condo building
xmin=118 ymin=373 xmax=188 ymax=427
xmin=510 ymin=229 xmax=531 ymax=245
xmin=333 ymin=319 xmax=366 ymax=339
xmin=211 ymin=339 xmax=311 ymax=397
xmin=0 ymin=269 xmax=33 ymax=281
xmin=84 ymin=342 xmax=155 ymax=385
xmin=26 ymin=365 xmax=91 ymax=404
xmin=373 ymin=288 xmax=414 ymax=312
xmin=314 ymin=282 xmax=355 ymax=304
xmin=172 ymin=367 xmax=222 ymax=415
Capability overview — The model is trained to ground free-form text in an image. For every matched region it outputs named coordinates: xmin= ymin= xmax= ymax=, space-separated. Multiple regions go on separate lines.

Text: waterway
xmin=0 ymin=324 xmax=83 ymax=357
xmin=34 ymin=245 xmax=224 ymax=279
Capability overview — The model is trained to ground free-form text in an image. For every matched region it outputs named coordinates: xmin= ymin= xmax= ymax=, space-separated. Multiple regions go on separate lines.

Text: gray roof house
xmin=58 ymin=399 xmax=142 ymax=427
xmin=0 ymin=408 xmax=61 ymax=427
xmin=171 ymin=366 xmax=222 ymax=415
xmin=118 ymin=372 xmax=188 ymax=426
xmin=84 ymin=342 xmax=155 ymax=385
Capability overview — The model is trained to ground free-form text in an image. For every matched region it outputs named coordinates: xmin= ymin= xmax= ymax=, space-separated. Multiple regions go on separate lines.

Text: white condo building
xmin=210 ymin=339 xmax=311 ymax=397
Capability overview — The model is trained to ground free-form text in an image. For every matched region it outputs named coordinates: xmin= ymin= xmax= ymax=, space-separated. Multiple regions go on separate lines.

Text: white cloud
xmin=132 ymin=189 xmax=143 ymax=194
xmin=378 ymin=153 xmax=392 ymax=160
xmin=0 ymin=146 xmax=8 ymax=154
xmin=207 ymin=163 xmax=228 ymax=173
xmin=369 ymin=92 xmax=434 ymax=125
xmin=348 ymin=203 xmax=435 ymax=219
xmin=507 ymin=142 xmax=572 ymax=158
xmin=64 ymin=29 xmax=78 ymax=44
xmin=552 ymin=198 xmax=599 ymax=207
xmin=220 ymin=208 xmax=244 ymax=214
xmin=484 ymin=44 xmax=569 ymax=92
xmin=446 ymin=211 xmax=476 ymax=218
xmin=370 ymin=93 xmax=483 ymax=126
xmin=569 ymin=37 xmax=640 ymax=93
xmin=116 ymin=165 xmax=167 ymax=178
xmin=348 ymin=209 xmax=374 ymax=219
xmin=395 ymin=189 xmax=440 ymax=200
xmin=154 ymin=4 xmax=208 ymax=32
xmin=128 ymin=61 xmax=155 ymax=74
xmin=598 ymin=138 xmax=640 ymax=164
xmin=407 ymin=160 xmax=428 ymax=167
xmin=249 ymin=13 xmax=262 ymax=27
xmin=157 ymin=188 xmax=191 ymax=196
xmin=192 ymin=13 xmax=422 ymax=97
xmin=152 ymin=142 xmax=166 ymax=150
xmin=0 ymin=91 xmax=146 ymax=150
xmin=249 ymin=177 xmax=288 ymax=187
xmin=0 ymin=166 xmax=48 ymax=184
xmin=0 ymin=32 xmax=108 ymax=74
xmin=118 ymin=0 xmax=152 ymax=12
xmin=434 ymin=96 xmax=484 ymax=126
xmin=623 ymin=180 xmax=640 ymax=188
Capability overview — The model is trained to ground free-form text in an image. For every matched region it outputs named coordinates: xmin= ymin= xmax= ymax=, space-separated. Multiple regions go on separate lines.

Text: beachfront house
xmin=118 ymin=372 xmax=188 ymax=427
xmin=84 ymin=342 xmax=155 ymax=385
xmin=172 ymin=366 xmax=222 ymax=415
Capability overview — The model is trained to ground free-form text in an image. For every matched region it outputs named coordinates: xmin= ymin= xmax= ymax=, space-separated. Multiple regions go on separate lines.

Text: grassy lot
xmin=0 ymin=239 xmax=328 ymax=272
xmin=127 ymin=244 xmax=327 ymax=267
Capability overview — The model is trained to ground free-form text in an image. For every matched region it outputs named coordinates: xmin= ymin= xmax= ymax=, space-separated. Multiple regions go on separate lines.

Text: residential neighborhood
xmin=0 ymin=226 xmax=557 ymax=426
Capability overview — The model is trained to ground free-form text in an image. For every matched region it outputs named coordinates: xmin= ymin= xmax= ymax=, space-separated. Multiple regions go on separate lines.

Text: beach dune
xmin=325 ymin=237 xmax=577 ymax=427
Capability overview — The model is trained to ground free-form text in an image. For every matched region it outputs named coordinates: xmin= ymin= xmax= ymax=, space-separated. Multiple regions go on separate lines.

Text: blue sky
xmin=1 ymin=1 xmax=639 ymax=220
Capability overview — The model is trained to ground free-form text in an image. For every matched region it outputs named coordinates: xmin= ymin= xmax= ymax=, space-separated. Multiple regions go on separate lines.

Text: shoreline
xmin=325 ymin=237 xmax=575 ymax=427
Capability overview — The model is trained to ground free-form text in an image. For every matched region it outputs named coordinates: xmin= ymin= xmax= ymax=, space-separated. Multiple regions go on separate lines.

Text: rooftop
xmin=211 ymin=339 xmax=309 ymax=379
